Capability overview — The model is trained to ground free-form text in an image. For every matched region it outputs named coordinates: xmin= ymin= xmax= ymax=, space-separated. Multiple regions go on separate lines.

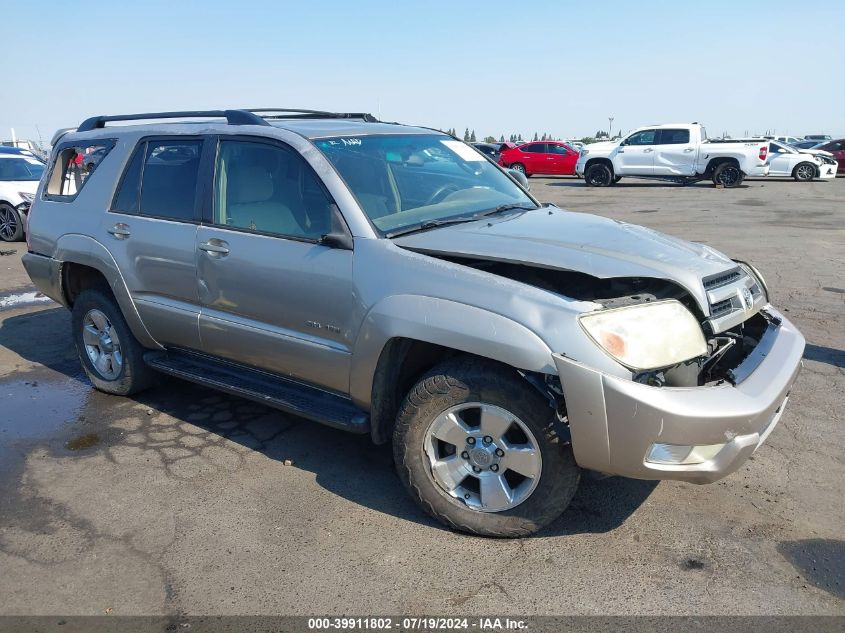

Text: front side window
xmin=314 ymin=134 xmax=536 ymax=235
xmin=624 ymin=130 xmax=657 ymax=146
xmin=0 ymin=157 xmax=44 ymax=181
xmin=45 ymin=141 xmax=113 ymax=199
xmin=547 ymin=144 xmax=571 ymax=155
xmin=214 ymin=140 xmax=333 ymax=240
xmin=658 ymin=129 xmax=690 ymax=145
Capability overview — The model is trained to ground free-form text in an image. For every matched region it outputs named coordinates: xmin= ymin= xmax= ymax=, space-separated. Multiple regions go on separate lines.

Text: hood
xmin=393 ymin=208 xmax=737 ymax=312
xmin=797 ymin=148 xmax=833 ymax=157
xmin=0 ymin=179 xmax=38 ymax=197
xmin=582 ymin=140 xmax=618 ymax=151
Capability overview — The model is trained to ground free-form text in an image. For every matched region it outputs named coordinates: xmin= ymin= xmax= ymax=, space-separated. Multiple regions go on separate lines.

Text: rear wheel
xmin=509 ymin=162 xmax=526 ymax=174
xmin=712 ymin=162 xmax=744 ymax=187
xmin=393 ymin=358 xmax=580 ymax=537
xmin=585 ymin=163 xmax=613 ymax=186
xmin=72 ymin=288 xmax=155 ymax=396
xmin=0 ymin=203 xmax=24 ymax=242
xmin=793 ymin=162 xmax=817 ymax=182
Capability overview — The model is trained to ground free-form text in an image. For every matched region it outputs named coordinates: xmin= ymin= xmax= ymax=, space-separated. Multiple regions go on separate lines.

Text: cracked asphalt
xmin=0 ymin=176 xmax=843 ymax=616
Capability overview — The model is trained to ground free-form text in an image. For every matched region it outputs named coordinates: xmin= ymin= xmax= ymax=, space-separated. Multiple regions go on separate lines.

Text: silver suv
xmin=23 ymin=109 xmax=805 ymax=537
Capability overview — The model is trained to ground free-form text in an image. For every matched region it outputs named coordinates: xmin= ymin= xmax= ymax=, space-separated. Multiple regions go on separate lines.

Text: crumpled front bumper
xmin=553 ymin=307 xmax=804 ymax=483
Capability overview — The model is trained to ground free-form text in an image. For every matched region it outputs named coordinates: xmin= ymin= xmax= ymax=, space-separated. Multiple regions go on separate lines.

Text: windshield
xmin=314 ymin=134 xmax=536 ymax=234
xmin=0 ymin=157 xmax=45 ymax=181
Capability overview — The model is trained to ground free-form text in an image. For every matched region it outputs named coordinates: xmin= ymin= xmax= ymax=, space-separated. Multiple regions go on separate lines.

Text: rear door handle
xmin=198 ymin=240 xmax=229 ymax=256
xmin=643 ymin=148 xmax=654 ymax=153
xmin=107 ymin=223 xmax=130 ymax=239
xmin=683 ymin=148 xmax=695 ymax=153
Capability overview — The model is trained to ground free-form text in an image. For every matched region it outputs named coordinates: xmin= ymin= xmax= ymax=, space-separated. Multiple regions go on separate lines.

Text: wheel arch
xmin=54 ymin=234 xmax=161 ymax=349
xmin=704 ymin=156 xmax=740 ymax=177
xmin=349 ymin=295 xmax=556 ymax=444
xmin=792 ymin=161 xmax=818 ymax=179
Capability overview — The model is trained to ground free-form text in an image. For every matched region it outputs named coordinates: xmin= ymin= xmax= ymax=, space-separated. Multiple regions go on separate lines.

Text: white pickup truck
xmin=575 ymin=123 xmax=770 ymax=187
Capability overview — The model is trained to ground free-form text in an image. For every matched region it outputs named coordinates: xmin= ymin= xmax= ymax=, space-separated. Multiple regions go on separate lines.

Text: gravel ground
xmin=0 ymin=175 xmax=842 ymax=616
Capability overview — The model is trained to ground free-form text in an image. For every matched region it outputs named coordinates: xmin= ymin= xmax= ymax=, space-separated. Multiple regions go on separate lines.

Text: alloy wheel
xmin=0 ymin=207 xmax=17 ymax=241
xmin=423 ymin=402 xmax=542 ymax=512
xmin=82 ymin=309 xmax=124 ymax=380
xmin=796 ymin=164 xmax=815 ymax=181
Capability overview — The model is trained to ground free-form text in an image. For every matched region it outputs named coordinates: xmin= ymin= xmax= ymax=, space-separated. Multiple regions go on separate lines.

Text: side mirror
xmin=507 ymin=169 xmax=530 ymax=190
xmin=320 ymin=205 xmax=354 ymax=250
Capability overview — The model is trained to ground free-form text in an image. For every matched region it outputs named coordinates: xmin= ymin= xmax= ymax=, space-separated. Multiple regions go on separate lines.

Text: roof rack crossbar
xmin=76 ymin=109 xmax=269 ymax=132
xmin=248 ymin=108 xmax=379 ymax=123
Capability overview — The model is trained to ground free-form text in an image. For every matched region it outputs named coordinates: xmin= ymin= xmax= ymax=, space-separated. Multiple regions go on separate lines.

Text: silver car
xmin=23 ymin=109 xmax=805 ymax=537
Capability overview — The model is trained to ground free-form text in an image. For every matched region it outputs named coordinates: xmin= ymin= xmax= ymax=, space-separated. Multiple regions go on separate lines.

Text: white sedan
xmin=766 ymin=140 xmax=837 ymax=181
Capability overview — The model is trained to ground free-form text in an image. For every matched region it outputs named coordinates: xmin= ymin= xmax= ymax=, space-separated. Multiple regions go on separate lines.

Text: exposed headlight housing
xmin=18 ymin=192 xmax=34 ymax=203
xmin=580 ymin=149 xmax=589 ymax=156
xmin=733 ymin=259 xmax=769 ymax=303
xmin=579 ymin=300 xmax=707 ymax=371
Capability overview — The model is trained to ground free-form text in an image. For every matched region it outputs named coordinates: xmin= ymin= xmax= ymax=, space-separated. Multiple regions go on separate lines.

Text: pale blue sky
xmin=2 ymin=0 xmax=843 ymax=146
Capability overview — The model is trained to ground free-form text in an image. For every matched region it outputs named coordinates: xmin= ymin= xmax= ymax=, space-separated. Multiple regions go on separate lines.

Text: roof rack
xmin=248 ymin=108 xmax=379 ymax=122
xmin=77 ymin=109 xmax=269 ymax=132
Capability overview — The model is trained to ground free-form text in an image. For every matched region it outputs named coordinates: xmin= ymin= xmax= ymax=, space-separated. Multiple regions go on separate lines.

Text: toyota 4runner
xmin=23 ymin=109 xmax=805 ymax=537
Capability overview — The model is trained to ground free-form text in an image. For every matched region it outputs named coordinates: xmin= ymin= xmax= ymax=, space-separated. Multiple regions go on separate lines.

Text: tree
xmin=470 ymin=129 xmax=477 ymax=142
xmin=595 ymin=130 xmax=609 ymax=139
xmin=484 ymin=136 xmax=496 ymax=143
xmin=517 ymin=133 xmax=523 ymax=142
xmin=499 ymin=135 xmax=505 ymax=143
xmin=533 ymin=132 xmax=539 ymax=141
xmin=541 ymin=133 xmax=547 ymax=141
xmin=463 ymin=128 xmax=470 ymax=141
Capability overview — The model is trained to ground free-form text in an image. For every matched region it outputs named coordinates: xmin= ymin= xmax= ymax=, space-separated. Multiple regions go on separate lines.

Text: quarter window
xmin=140 ymin=141 xmax=202 ymax=221
xmin=213 ymin=140 xmax=333 ymax=240
xmin=45 ymin=141 xmax=114 ymax=200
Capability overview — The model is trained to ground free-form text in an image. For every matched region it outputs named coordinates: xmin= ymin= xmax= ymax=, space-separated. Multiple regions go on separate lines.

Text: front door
xmin=196 ymin=137 xmax=355 ymax=395
xmin=546 ymin=143 xmax=578 ymax=175
xmin=102 ymin=137 xmax=205 ymax=350
xmin=652 ymin=128 xmax=696 ymax=176
xmin=616 ymin=129 xmax=657 ymax=175
xmin=766 ymin=142 xmax=792 ymax=176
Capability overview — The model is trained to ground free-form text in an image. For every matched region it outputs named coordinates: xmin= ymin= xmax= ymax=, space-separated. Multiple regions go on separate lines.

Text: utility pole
xmin=608 ymin=117 xmax=614 ymax=139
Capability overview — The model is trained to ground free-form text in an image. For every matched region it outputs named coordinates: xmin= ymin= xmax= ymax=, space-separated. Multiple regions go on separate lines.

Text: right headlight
xmin=733 ymin=259 xmax=769 ymax=303
xmin=579 ymin=300 xmax=707 ymax=371
xmin=580 ymin=149 xmax=589 ymax=157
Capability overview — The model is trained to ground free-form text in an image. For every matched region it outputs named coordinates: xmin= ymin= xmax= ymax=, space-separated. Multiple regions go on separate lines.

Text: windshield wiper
xmin=385 ymin=216 xmax=480 ymax=238
xmin=476 ymin=202 xmax=539 ymax=217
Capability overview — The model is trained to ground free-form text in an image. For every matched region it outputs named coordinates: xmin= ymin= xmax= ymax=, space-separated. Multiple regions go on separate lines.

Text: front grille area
xmin=710 ymin=298 xmax=733 ymax=316
xmin=703 ymin=269 xmax=742 ymax=290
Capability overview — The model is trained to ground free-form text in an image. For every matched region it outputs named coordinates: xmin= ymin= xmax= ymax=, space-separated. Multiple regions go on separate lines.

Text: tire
xmin=0 ymin=203 xmax=24 ymax=242
xmin=712 ymin=162 xmax=744 ymax=187
xmin=793 ymin=162 xmax=817 ymax=182
xmin=509 ymin=162 xmax=526 ymax=175
xmin=72 ymin=288 xmax=155 ymax=396
xmin=584 ymin=162 xmax=613 ymax=186
xmin=393 ymin=358 xmax=580 ymax=537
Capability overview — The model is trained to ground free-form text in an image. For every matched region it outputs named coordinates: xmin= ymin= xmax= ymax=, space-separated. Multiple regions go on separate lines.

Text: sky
xmin=2 ymin=0 xmax=843 ymax=147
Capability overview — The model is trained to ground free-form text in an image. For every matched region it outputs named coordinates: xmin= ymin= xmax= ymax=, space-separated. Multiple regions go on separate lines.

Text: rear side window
xmin=111 ymin=139 xmax=202 ymax=221
xmin=44 ymin=140 xmax=115 ymax=200
xmin=658 ymin=129 xmax=690 ymax=144
xmin=520 ymin=143 xmax=546 ymax=153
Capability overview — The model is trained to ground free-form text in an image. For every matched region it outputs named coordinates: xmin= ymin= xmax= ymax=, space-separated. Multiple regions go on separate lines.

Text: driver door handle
xmin=199 ymin=241 xmax=230 ymax=256
xmin=683 ymin=147 xmax=695 ymax=152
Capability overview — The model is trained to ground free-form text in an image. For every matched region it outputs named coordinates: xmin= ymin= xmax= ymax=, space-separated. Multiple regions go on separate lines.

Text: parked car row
xmin=484 ymin=124 xmax=842 ymax=187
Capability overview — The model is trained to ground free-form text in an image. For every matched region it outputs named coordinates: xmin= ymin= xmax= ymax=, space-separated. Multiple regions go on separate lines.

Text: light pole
xmin=608 ymin=117 xmax=614 ymax=139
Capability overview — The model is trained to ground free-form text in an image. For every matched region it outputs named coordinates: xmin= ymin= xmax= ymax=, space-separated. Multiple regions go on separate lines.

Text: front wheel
xmin=712 ymin=162 xmax=744 ymax=187
xmin=793 ymin=162 xmax=817 ymax=182
xmin=0 ymin=203 xmax=24 ymax=242
xmin=584 ymin=163 xmax=613 ymax=186
xmin=393 ymin=358 xmax=580 ymax=537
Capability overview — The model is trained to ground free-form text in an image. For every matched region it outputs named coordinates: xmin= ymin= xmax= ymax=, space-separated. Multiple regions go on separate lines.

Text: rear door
xmin=103 ymin=137 xmax=204 ymax=349
xmin=652 ymin=128 xmax=696 ymax=176
xmin=616 ymin=129 xmax=657 ymax=175
xmin=517 ymin=143 xmax=546 ymax=174
xmin=195 ymin=136 xmax=355 ymax=394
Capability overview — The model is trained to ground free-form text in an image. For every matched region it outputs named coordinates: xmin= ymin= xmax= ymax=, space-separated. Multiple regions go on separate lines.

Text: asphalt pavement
xmin=0 ymin=175 xmax=843 ymax=616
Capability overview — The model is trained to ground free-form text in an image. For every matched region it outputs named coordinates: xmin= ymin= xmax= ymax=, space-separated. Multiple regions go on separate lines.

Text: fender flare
xmin=348 ymin=294 xmax=555 ymax=408
xmin=54 ymin=233 xmax=161 ymax=349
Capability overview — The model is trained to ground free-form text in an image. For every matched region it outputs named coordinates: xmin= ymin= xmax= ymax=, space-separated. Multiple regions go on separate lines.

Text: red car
xmin=814 ymin=139 xmax=845 ymax=174
xmin=498 ymin=141 xmax=579 ymax=176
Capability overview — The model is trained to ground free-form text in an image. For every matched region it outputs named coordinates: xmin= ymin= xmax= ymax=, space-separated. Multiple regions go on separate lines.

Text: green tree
xmin=484 ymin=136 xmax=496 ymax=143
xmin=517 ymin=133 xmax=523 ymax=142
xmin=533 ymin=132 xmax=539 ymax=141
xmin=463 ymin=128 xmax=471 ymax=142
xmin=499 ymin=135 xmax=505 ymax=143
xmin=470 ymin=129 xmax=477 ymax=142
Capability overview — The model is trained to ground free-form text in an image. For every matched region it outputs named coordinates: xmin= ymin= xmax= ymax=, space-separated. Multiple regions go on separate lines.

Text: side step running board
xmin=143 ymin=350 xmax=370 ymax=434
